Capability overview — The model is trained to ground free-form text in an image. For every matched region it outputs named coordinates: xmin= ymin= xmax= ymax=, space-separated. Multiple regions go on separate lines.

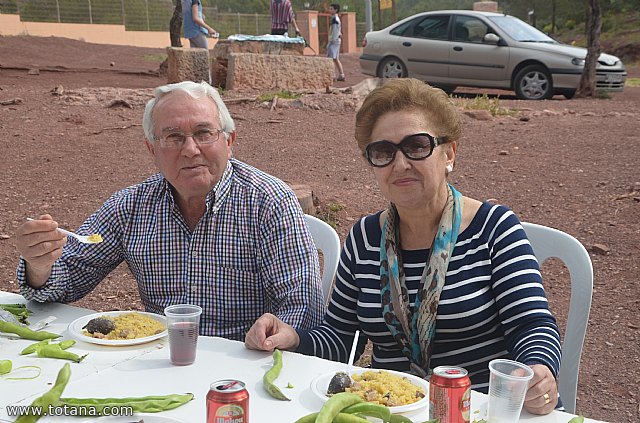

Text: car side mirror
xmin=483 ymin=33 xmax=500 ymax=45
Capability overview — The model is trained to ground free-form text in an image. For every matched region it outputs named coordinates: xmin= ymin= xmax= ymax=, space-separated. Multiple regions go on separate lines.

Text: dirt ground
xmin=1 ymin=36 xmax=639 ymax=422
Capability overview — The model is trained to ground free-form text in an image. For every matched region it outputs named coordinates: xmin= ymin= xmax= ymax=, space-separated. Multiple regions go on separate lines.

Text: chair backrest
xmin=304 ymin=214 xmax=342 ymax=303
xmin=521 ymin=222 xmax=593 ymax=414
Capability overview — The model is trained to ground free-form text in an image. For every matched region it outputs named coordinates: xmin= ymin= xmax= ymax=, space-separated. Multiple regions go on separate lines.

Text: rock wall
xmin=226 ymin=53 xmax=333 ymax=91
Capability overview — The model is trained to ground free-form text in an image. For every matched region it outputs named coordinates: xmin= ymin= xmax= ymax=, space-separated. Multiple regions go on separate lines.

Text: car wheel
xmin=514 ymin=65 xmax=553 ymax=100
xmin=560 ymin=89 xmax=576 ymax=100
xmin=377 ymin=57 xmax=407 ymax=78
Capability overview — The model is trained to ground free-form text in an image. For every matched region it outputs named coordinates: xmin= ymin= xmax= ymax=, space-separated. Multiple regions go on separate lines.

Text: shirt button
xmin=191 ymin=286 xmax=197 ymax=292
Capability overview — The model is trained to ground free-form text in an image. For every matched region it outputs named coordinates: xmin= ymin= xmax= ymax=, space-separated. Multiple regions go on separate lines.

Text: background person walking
xmin=270 ymin=0 xmax=301 ymax=36
xmin=327 ymin=4 xmax=345 ymax=81
xmin=182 ymin=0 xmax=219 ymax=49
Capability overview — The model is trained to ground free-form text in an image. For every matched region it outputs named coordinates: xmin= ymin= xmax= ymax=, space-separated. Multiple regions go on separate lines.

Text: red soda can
xmin=429 ymin=366 xmax=471 ymax=423
xmin=207 ymin=379 xmax=249 ymax=423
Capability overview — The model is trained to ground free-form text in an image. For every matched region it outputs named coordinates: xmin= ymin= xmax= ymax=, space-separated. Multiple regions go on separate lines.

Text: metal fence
xmin=0 ymin=0 xmax=360 ymax=39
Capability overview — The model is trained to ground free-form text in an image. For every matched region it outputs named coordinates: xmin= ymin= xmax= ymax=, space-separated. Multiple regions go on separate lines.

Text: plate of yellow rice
xmin=311 ymin=368 xmax=429 ymax=414
xmin=68 ymin=311 xmax=167 ymax=346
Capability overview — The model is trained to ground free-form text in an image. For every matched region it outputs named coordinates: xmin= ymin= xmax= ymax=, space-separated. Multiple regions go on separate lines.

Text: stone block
xmin=211 ymin=40 xmax=304 ymax=60
xmin=226 ymin=53 xmax=333 ymax=91
xmin=473 ymin=1 xmax=499 ymax=12
xmin=166 ymin=47 xmax=210 ymax=84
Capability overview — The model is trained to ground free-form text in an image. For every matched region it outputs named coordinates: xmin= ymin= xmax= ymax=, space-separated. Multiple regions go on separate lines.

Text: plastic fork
xmin=26 ymin=218 xmax=103 ymax=244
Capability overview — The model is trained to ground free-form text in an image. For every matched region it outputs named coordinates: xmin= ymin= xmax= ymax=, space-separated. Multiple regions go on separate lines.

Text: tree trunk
xmin=576 ymin=0 xmax=602 ymax=98
xmin=170 ymin=0 xmax=183 ymax=48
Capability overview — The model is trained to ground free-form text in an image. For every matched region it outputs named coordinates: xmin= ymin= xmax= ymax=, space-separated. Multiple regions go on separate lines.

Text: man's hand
xmin=245 ymin=313 xmax=300 ymax=352
xmin=209 ymin=31 xmax=219 ymax=39
xmin=16 ymin=214 xmax=67 ymax=287
xmin=295 ymin=30 xmax=301 ymax=37
xmin=523 ymin=364 xmax=559 ymax=415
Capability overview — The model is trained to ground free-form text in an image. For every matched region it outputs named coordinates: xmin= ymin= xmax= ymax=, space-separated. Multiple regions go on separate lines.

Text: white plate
xmin=68 ymin=311 xmax=167 ymax=346
xmin=310 ymin=368 xmax=429 ymax=414
xmin=79 ymin=414 xmax=186 ymax=423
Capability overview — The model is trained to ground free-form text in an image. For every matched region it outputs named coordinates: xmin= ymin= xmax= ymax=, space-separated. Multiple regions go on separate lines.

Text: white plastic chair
xmin=521 ymin=222 xmax=593 ymax=414
xmin=304 ymin=214 xmax=342 ymax=303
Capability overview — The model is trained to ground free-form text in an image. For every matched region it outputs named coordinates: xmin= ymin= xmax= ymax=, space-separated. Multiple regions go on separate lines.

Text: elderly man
xmin=15 ymin=81 xmax=325 ymax=341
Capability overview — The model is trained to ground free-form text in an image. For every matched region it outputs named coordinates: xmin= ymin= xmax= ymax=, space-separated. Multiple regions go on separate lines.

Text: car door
xmin=395 ymin=14 xmax=452 ymax=81
xmin=448 ymin=14 xmax=510 ymax=84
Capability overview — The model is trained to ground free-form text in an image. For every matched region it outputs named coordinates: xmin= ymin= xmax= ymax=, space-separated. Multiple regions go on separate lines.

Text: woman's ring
xmin=543 ymin=393 xmax=551 ymax=404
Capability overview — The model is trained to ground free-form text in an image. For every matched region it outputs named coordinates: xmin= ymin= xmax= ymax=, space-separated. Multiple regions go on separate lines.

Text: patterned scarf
xmin=380 ymin=183 xmax=462 ymax=378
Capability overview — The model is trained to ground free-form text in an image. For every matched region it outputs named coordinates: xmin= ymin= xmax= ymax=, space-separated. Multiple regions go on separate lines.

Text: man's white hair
xmin=142 ymin=81 xmax=235 ymax=143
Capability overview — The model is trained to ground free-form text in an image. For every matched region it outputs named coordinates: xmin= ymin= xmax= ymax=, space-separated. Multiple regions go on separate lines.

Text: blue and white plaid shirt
xmin=18 ymin=159 xmax=326 ymax=340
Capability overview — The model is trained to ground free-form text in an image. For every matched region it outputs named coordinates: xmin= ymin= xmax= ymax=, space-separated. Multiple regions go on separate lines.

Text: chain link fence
xmin=0 ymin=0 xmax=319 ymax=38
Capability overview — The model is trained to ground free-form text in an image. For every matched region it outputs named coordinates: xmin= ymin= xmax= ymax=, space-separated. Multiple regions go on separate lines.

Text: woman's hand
xmin=244 ymin=313 xmax=300 ymax=352
xmin=523 ymin=364 xmax=559 ymax=415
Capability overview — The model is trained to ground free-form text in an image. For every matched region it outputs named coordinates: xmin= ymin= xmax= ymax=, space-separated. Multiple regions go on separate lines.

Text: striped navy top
xmin=297 ymin=202 xmax=561 ymax=392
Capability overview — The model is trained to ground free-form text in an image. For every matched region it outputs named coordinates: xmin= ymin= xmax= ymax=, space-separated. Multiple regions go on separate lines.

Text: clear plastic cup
xmin=164 ymin=304 xmax=202 ymax=366
xmin=487 ymin=359 xmax=534 ymax=423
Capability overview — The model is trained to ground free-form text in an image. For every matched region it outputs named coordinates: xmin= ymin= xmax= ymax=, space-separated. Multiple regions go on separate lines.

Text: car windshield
xmin=488 ymin=15 xmax=557 ymax=43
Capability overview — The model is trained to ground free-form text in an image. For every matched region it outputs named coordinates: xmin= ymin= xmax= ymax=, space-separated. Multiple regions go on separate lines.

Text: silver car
xmin=360 ymin=10 xmax=627 ymax=100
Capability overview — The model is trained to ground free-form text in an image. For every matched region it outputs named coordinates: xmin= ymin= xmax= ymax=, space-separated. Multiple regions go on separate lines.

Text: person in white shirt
xmin=327 ymin=4 xmax=345 ymax=81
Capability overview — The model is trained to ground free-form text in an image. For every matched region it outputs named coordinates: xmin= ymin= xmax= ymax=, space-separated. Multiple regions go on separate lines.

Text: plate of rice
xmin=310 ymin=368 xmax=429 ymax=414
xmin=68 ymin=311 xmax=168 ymax=346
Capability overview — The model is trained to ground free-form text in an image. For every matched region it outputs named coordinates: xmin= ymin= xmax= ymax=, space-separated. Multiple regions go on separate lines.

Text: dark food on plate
xmin=82 ymin=317 xmax=116 ymax=335
xmin=327 ymin=371 xmax=352 ymax=395
xmin=80 ymin=313 xmax=165 ymax=340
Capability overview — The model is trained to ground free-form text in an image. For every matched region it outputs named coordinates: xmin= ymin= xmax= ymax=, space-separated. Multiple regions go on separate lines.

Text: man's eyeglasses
xmin=364 ymin=133 xmax=443 ymax=167
xmin=155 ymin=128 xmax=225 ymax=149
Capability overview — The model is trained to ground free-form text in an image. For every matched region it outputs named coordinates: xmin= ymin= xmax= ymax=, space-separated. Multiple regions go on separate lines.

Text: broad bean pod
xmin=36 ymin=344 xmax=87 ymax=363
xmin=0 ymin=303 xmax=32 ymax=324
xmin=342 ymin=402 xmax=392 ymax=421
xmin=21 ymin=339 xmax=50 ymax=355
xmin=0 ymin=359 xmax=11 ymax=374
xmin=316 ymin=392 xmax=363 ymax=423
xmin=14 ymin=363 xmax=71 ymax=423
xmin=294 ymin=412 xmax=319 ymax=423
xmin=0 ymin=320 xmax=61 ymax=341
xmin=263 ymin=349 xmax=291 ymax=401
xmin=333 ymin=413 xmax=372 ymax=423
xmin=59 ymin=393 xmax=194 ymax=413
xmin=23 ymin=339 xmax=76 ymax=356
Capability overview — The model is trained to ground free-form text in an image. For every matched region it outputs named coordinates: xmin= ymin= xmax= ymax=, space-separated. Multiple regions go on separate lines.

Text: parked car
xmin=360 ymin=10 xmax=627 ymax=100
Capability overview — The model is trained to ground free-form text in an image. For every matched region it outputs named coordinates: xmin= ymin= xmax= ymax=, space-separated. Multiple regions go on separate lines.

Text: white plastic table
xmin=1 ymin=291 xmax=606 ymax=423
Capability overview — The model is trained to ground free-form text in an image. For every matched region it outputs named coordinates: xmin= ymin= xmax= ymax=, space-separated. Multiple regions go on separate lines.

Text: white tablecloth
xmin=1 ymin=291 xmax=605 ymax=423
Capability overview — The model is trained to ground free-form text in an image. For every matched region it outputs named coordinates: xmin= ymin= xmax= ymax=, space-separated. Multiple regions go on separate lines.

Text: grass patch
xmin=142 ymin=53 xmax=167 ymax=63
xmin=453 ymin=93 xmax=518 ymax=117
xmin=257 ymin=90 xmax=302 ymax=102
xmin=626 ymin=78 xmax=640 ymax=87
xmin=319 ymin=202 xmax=346 ymax=229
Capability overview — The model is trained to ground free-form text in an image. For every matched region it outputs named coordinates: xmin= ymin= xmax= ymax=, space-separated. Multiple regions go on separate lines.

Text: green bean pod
xmin=36 ymin=344 xmax=87 ymax=363
xmin=0 ymin=359 xmax=12 ymax=375
xmin=59 ymin=393 xmax=194 ymax=413
xmin=263 ymin=349 xmax=291 ymax=401
xmin=0 ymin=303 xmax=32 ymax=324
xmin=389 ymin=414 xmax=417 ymax=423
xmin=0 ymin=320 xmax=61 ymax=341
xmin=333 ymin=413 xmax=372 ymax=423
xmin=14 ymin=363 xmax=71 ymax=423
xmin=316 ymin=392 xmax=363 ymax=423
xmin=294 ymin=412 xmax=319 ymax=423
xmin=57 ymin=339 xmax=76 ymax=350
xmin=342 ymin=402 xmax=392 ymax=421
xmin=21 ymin=339 xmax=51 ymax=355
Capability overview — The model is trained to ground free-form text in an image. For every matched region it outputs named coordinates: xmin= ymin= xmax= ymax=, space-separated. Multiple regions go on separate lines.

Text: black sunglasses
xmin=365 ymin=133 xmax=443 ymax=167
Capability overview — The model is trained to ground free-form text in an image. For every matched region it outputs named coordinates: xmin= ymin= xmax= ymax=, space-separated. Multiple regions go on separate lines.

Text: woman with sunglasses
xmin=245 ymin=79 xmax=561 ymax=415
